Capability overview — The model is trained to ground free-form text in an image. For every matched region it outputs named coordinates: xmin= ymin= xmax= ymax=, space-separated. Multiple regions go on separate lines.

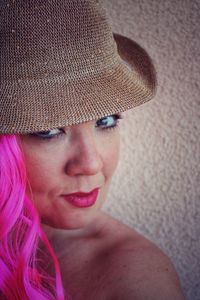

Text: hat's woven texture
xmin=0 ymin=0 xmax=155 ymax=134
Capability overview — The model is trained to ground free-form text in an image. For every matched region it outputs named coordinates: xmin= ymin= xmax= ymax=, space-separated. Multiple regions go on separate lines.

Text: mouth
xmin=61 ymin=188 xmax=99 ymax=208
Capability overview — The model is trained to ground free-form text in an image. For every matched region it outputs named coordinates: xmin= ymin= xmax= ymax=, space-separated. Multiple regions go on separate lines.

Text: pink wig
xmin=0 ymin=134 xmax=70 ymax=300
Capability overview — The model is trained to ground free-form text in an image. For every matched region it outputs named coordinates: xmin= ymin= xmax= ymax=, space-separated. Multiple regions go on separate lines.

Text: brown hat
xmin=0 ymin=0 xmax=156 ymax=135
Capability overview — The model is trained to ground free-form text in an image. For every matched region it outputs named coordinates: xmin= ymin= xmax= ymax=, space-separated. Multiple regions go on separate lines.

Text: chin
xmin=41 ymin=210 xmax=97 ymax=230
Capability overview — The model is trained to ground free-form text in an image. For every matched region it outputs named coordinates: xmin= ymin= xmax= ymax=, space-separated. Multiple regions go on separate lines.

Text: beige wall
xmin=102 ymin=1 xmax=200 ymax=299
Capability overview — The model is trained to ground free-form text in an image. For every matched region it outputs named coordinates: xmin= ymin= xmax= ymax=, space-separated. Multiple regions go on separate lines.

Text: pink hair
xmin=0 ymin=134 xmax=70 ymax=299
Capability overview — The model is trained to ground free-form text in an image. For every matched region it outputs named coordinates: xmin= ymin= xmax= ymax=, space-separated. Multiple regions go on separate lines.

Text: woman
xmin=0 ymin=0 xmax=185 ymax=299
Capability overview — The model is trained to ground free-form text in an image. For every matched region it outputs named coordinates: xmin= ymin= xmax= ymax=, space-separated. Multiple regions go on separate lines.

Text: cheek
xmin=101 ymin=133 xmax=120 ymax=179
xmin=25 ymin=159 xmax=48 ymax=197
xmin=22 ymin=148 xmax=59 ymax=198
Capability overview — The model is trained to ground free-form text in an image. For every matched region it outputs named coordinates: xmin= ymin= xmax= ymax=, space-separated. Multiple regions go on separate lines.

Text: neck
xmin=40 ymin=210 xmax=108 ymax=243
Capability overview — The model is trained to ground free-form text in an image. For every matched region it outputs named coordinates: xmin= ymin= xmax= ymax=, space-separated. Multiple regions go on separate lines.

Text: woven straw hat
xmin=0 ymin=0 xmax=156 ymax=135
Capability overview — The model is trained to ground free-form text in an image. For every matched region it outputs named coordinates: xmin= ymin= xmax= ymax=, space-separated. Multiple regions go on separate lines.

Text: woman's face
xmin=18 ymin=114 xmax=122 ymax=230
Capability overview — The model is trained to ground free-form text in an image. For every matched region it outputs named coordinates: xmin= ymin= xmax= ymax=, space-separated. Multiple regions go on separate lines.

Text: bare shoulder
xmin=101 ymin=213 xmax=186 ymax=300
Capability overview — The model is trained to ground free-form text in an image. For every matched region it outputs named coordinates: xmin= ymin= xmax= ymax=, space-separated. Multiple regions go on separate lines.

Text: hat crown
xmin=0 ymin=0 xmax=119 ymax=81
xmin=0 ymin=0 xmax=155 ymax=135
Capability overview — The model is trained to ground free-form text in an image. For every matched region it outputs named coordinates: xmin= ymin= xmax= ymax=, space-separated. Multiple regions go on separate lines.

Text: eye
xmin=28 ymin=113 xmax=124 ymax=141
xmin=95 ymin=113 xmax=123 ymax=130
xmin=30 ymin=128 xmax=64 ymax=140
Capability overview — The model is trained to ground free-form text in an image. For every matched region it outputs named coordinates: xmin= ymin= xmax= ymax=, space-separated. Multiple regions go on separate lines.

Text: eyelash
xmin=30 ymin=113 xmax=123 ymax=141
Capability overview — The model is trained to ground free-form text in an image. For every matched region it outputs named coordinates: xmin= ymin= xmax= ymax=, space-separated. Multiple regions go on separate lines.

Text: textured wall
xmin=102 ymin=1 xmax=200 ymax=299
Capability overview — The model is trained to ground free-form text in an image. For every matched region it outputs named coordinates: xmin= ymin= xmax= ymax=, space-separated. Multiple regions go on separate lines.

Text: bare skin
xmin=42 ymin=211 xmax=186 ymax=300
xmin=18 ymin=115 xmax=186 ymax=300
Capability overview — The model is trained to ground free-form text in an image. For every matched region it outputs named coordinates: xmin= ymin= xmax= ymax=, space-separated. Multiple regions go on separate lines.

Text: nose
xmin=65 ymin=126 xmax=103 ymax=176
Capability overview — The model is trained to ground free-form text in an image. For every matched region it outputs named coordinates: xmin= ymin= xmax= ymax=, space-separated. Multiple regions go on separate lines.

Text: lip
xmin=61 ymin=188 xmax=99 ymax=208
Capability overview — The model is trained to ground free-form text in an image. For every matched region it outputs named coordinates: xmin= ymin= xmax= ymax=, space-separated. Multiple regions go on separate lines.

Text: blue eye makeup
xmin=29 ymin=113 xmax=123 ymax=141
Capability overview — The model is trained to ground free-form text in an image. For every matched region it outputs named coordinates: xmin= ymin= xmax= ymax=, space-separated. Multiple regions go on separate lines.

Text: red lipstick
xmin=62 ymin=188 xmax=99 ymax=208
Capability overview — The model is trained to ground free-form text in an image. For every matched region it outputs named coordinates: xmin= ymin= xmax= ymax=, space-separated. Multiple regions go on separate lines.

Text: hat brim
xmin=1 ymin=34 xmax=156 ymax=134
xmin=113 ymin=33 xmax=156 ymax=93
